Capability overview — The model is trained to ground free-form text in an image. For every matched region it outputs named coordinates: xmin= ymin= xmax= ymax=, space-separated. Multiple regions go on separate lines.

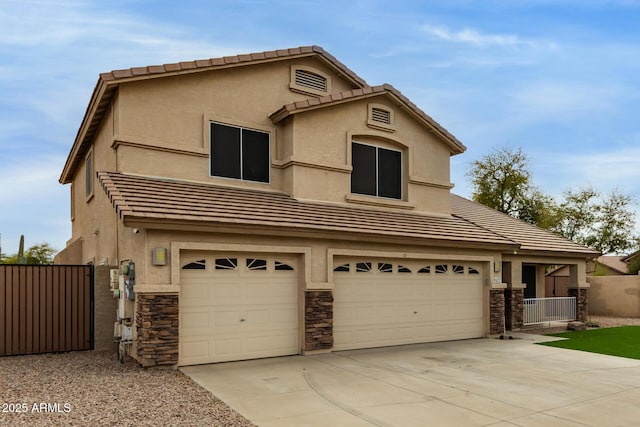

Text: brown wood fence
xmin=1 ymin=265 xmax=94 ymax=356
xmin=545 ymin=275 xmax=570 ymax=298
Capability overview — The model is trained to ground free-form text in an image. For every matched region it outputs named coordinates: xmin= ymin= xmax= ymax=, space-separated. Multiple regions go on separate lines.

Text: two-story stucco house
xmin=56 ymin=46 xmax=597 ymax=367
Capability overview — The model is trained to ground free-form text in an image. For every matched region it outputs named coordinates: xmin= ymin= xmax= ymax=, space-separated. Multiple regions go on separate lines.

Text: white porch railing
xmin=523 ymin=297 xmax=577 ymax=325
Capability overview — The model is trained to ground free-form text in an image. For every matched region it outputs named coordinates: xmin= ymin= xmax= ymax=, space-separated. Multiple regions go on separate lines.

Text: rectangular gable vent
xmin=371 ymin=107 xmax=391 ymax=125
xmin=295 ymin=69 xmax=328 ymax=92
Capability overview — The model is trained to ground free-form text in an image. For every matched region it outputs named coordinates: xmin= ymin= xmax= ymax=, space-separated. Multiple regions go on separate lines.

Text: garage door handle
xmin=240 ymin=318 xmax=246 ymax=322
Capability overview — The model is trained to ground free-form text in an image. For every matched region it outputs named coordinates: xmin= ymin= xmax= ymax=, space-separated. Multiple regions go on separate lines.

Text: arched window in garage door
xmin=182 ymin=259 xmax=206 ymax=270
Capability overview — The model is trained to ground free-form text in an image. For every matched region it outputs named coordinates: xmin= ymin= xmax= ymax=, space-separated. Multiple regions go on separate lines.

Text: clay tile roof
xmin=98 ymin=172 xmax=516 ymax=249
xmin=111 ymin=69 xmax=133 ymax=79
xmin=450 ymin=194 xmax=599 ymax=257
xmin=595 ymin=256 xmax=628 ymax=274
xmin=622 ymin=249 xmax=640 ymax=262
xmin=60 ymin=45 xmax=369 ymax=184
xmin=179 ymin=61 xmax=197 ymax=69
xmin=147 ymin=65 xmax=165 ymax=74
xmin=223 ymin=55 xmax=240 ymax=64
xmin=194 ymin=59 xmax=212 ymax=67
xmin=269 ymin=85 xmax=465 ymax=154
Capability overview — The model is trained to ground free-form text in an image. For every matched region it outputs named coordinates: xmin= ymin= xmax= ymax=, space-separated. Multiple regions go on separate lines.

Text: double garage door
xmin=333 ymin=259 xmax=484 ymax=351
xmin=179 ymin=252 xmax=484 ymax=365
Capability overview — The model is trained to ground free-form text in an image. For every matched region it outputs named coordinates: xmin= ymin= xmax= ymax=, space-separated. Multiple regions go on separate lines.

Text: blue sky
xmin=1 ymin=0 xmax=639 ymax=256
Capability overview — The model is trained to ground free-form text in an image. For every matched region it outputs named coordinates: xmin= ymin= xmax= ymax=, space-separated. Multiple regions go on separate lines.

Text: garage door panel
xmin=216 ymin=337 xmax=242 ymax=355
xmin=181 ymin=311 xmax=210 ymax=332
xmin=179 ymin=253 xmax=299 ymax=366
xmin=213 ymin=283 xmax=242 ymax=300
xmin=334 ymin=259 xmax=483 ymax=351
xmin=180 ymin=339 xmax=209 ymax=359
xmin=212 ymin=309 xmax=241 ymax=327
xmin=246 ymin=332 xmax=297 ymax=353
xmin=180 ymin=278 xmax=211 ymax=305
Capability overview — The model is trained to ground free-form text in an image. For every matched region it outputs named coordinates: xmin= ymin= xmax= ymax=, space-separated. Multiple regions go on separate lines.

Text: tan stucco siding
xmin=69 ymin=104 xmax=118 ymax=265
xmin=115 ymin=143 xmax=286 ymax=192
xmin=285 ymin=98 xmax=453 ymax=213
xmin=588 ymin=275 xmax=640 ymax=317
xmin=138 ymin=228 xmax=503 ymax=287
xmin=110 ymin=58 xmax=365 ymax=195
xmin=116 ymin=58 xmax=358 ymax=153
xmin=289 ymin=164 xmax=349 ymax=203
xmin=409 ymin=185 xmax=451 ymax=214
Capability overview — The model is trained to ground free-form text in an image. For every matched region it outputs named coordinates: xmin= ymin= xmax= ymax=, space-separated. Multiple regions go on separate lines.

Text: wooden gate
xmin=1 ymin=265 xmax=94 ymax=356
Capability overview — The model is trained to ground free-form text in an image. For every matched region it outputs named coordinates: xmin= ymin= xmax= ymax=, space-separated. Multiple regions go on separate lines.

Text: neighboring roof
xmin=595 ymin=255 xmax=628 ymax=274
xmin=60 ymin=46 xmax=368 ymax=185
xmin=450 ymin=195 xmax=599 ymax=257
xmin=98 ymin=172 xmax=516 ymax=250
xmin=269 ymin=84 xmax=466 ymax=154
xmin=622 ymin=249 xmax=640 ymax=263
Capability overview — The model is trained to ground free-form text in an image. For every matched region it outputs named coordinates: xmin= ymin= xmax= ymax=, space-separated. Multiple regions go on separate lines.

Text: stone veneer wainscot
xmin=136 ymin=293 xmax=179 ymax=367
xmin=489 ymin=289 xmax=505 ymax=335
xmin=304 ymin=290 xmax=333 ymax=351
xmin=505 ymin=288 xmax=524 ymax=331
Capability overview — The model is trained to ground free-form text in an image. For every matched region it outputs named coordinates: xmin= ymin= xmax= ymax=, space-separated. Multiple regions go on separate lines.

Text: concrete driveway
xmin=181 ymin=333 xmax=640 ymax=426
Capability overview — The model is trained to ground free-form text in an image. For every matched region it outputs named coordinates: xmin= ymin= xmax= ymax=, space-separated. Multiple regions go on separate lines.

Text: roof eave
xmin=59 ymin=77 xmax=110 ymax=184
xmin=120 ymin=215 xmax=519 ymax=251
xmin=512 ymin=248 xmax=600 ymax=259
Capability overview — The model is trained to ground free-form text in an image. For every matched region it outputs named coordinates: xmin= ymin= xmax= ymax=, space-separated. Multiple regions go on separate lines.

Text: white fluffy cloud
xmin=420 ymin=24 xmax=556 ymax=49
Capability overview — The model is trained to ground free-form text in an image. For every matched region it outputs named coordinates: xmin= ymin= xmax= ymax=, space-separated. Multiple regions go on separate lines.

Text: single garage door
xmin=179 ymin=252 xmax=299 ymax=365
xmin=333 ymin=259 xmax=484 ymax=351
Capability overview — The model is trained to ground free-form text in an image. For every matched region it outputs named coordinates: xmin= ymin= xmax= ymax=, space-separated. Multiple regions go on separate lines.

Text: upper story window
xmin=289 ymin=66 xmax=331 ymax=97
xmin=85 ymin=150 xmax=94 ymax=200
xmin=210 ymin=122 xmax=270 ymax=183
xmin=351 ymin=142 xmax=402 ymax=199
xmin=70 ymin=184 xmax=75 ymax=221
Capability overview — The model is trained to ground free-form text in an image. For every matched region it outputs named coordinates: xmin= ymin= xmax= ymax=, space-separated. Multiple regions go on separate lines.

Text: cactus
xmin=18 ymin=234 xmax=26 ymax=264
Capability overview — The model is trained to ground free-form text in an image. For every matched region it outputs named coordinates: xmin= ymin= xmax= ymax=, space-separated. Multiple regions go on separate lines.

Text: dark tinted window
xmin=351 ymin=142 xmax=401 ymax=199
xmin=378 ymin=148 xmax=401 ymax=199
xmin=246 ymin=258 xmax=267 ymax=270
xmin=242 ymin=129 xmax=270 ymax=183
xmin=215 ymin=258 xmax=237 ymax=270
xmin=85 ymin=152 xmax=93 ymax=197
xmin=356 ymin=262 xmax=372 ymax=272
xmin=351 ymin=143 xmax=376 ymax=196
xmin=398 ymin=265 xmax=411 ymax=273
xmin=211 ymin=123 xmax=241 ymax=179
xmin=275 ymin=261 xmax=294 ymax=271
xmin=210 ymin=123 xmax=269 ymax=183
xmin=182 ymin=260 xmax=206 ymax=270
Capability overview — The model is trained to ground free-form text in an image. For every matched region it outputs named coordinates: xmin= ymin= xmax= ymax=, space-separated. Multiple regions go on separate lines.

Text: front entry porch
xmin=496 ymin=259 xmax=589 ymax=332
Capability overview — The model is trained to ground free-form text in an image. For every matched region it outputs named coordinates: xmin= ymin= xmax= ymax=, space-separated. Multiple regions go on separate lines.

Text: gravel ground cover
xmin=0 ymin=351 xmax=254 ymax=427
